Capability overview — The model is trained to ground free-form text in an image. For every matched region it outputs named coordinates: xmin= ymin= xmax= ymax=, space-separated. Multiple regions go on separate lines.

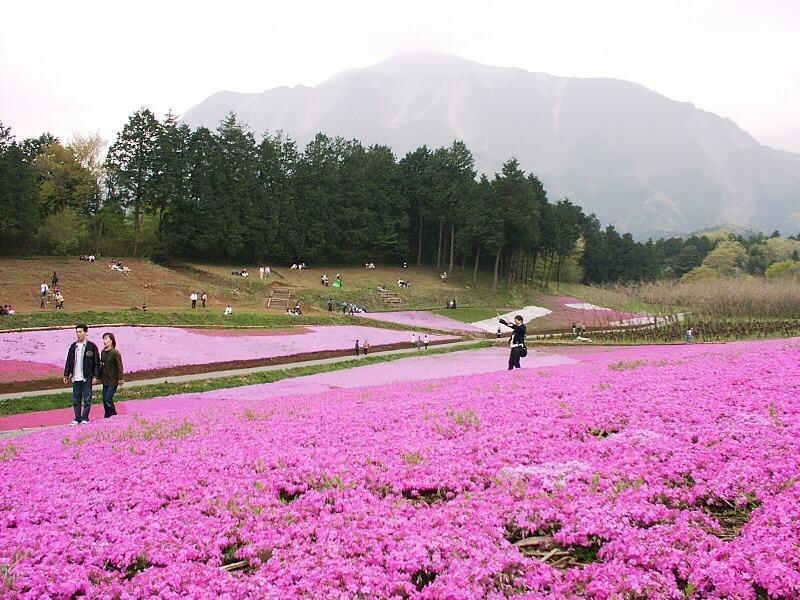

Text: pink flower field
xmin=1 ymin=339 xmax=799 ymax=598
xmin=357 ymin=311 xmax=484 ymax=333
xmin=0 ymin=326 xmax=456 ymax=379
xmin=0 ymin=360 xmax=61 ymax=385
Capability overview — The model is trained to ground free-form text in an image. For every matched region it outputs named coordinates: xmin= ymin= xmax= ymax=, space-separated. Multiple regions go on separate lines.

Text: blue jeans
xmin=72 ymin=380 xmax=93 ymax=422
xmin=102 ymin=384 xmax=118 ymax=418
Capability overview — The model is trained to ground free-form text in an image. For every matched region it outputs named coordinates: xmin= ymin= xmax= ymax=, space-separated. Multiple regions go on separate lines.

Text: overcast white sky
xmin=2 ymin=0 xmax=798 ymax=152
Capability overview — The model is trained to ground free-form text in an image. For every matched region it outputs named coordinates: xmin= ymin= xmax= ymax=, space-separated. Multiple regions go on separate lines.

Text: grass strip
xmin=0 ymin=341 xmax=493 ymax=417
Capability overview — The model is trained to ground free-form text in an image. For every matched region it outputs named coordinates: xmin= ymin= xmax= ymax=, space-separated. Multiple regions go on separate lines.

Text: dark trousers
xmin=72 ymin=380 xmax=93 ymax=422
xmin=508 ymin=347 xmax=523 ymax=370
xmin=191 ymin=300 xmax=196 ymax=308
xmin=102 ymin=384 xmax=118 ymax=418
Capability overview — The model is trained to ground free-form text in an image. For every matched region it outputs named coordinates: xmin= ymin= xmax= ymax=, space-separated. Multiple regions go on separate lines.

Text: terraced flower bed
xmin=0 ymin=339 xmax=798 ymax=597
xmin=0 ymin=326 xmax=456 ymax=388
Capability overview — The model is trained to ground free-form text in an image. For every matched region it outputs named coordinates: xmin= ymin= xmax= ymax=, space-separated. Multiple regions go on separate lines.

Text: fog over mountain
xmin=183 ymin=54 xmax=800 ymax=237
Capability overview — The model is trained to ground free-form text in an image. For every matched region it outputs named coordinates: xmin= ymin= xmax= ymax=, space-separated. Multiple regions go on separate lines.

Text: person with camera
xmin=499 ymin=315 xmax=527 ymax=370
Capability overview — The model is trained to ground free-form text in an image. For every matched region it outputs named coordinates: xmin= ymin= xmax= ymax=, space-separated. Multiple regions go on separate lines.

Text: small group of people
xmin=397 ymin=279 xmax=411 ymax=288
xmin=39 ymin=280 xmax=64 ymax=309
xmin=328 ymin=298 xmax=364 ymax=315
xmin=354 ymin=339 xmax=371 ymax=356
xmin=63 ymin=324 xmax=124 ymax=424
xmin=258 ymin=266 xmax=271 ymax=279
xmin=363 ymin=262 xmax=376 ymax=269
xmin=571 ymin=322 xmax=587 ymax=336
xmin=189 ymin=291 xmax=208 ymax=309
xmin=290 ymin=262 xmax=307 ymax=270
xmin=0 ymin=305 xmax=15 ymax=316
xmin=78 ymin=254 xmax=96 ymax=262
xmin=108 ymin=259 xmax=130 ymax=273
xmin=286 ymin=301 xmax=303 ymax=315
xmin=231 ymin=268 xmax=249 ymax=277
xmin=446 ymin=298 xmax=458 ymax=309
xmin=410 ymin=334 xmax=430 ymax=350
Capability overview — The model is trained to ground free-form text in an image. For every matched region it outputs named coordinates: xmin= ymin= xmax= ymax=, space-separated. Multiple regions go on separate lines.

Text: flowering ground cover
xmin=0 ymin=360 xmax=61 ymax=385
xmin=357 ymin=311 xmax=485 ymax=333
xmin=1 ymin=338 xmax=798 ymax=598
xmin=0 ymin=326 xmax=456 ymax=383
xmin=0 ymin=347 xmax=577 ymax=431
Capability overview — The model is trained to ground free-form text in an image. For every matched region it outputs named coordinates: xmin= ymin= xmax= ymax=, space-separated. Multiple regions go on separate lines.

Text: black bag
xmin=519 ymin=345 xmax=528 ymax=358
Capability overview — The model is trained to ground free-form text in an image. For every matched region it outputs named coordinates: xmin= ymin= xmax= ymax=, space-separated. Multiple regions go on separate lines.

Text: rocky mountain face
xmin=183 ymin=54 xmax=800 ymax=237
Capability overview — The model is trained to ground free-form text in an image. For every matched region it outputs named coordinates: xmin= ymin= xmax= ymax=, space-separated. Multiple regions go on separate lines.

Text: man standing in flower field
xmin=190 ymin=291 xmax=198 ymax=309
xmin=63 ymin=324 xmax=101 ymax=425
xmin=499 ymin=315 xmax=527 ymax=370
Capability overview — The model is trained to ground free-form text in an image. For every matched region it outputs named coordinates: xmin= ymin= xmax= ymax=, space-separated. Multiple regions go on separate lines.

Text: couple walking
xmin=63 ymin=325 xmax=125 ymax=425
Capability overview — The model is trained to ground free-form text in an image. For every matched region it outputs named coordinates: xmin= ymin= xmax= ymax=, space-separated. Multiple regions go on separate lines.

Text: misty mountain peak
xmin=183 ymin=54 xmax=800 ymax=236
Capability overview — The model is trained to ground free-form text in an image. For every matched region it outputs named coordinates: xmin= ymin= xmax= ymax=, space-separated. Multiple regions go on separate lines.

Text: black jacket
xmin=500 ymin=320 xmax=527 ymax=345
xmin=64 ymin=340 xmax=101 ymax=380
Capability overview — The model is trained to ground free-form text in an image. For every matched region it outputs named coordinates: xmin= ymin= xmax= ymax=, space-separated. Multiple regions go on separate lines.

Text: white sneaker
xmin=79 ymin=420 xmax=89 ymax=425
xmin=69 ymin=420 xmax=79 ymax=426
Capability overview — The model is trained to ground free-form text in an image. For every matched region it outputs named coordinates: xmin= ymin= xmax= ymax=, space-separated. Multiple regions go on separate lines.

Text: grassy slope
xmin=1 ymin=257 xmax=599 ymax=332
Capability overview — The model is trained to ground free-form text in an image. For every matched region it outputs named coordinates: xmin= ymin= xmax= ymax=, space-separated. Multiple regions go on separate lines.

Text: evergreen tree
xmin=105 ymin=108 xmax=162 ymax=255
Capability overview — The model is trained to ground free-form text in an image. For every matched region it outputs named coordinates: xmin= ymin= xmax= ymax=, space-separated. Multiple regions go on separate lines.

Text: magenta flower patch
xmin=0 ymin=338 xmax=798 ymax=598
xmin=0 ymin=326 xmax=456 ymax=379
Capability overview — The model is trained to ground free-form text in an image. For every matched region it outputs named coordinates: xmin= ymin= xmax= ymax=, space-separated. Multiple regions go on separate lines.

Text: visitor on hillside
xmin=241 ymin=269 xmax=249 ymax=278
xmin=321 ymin=273 xmax=329 ymax=286
xmin=190 ymin=291 xmax=198 ymax=309
xmin=423 ymin=334 xmax=429 ymax=350
xmin=201 ymin=291 xmax=207 ymax=308
xmin=55 ymin=291 xmax=64 ymax=310
xmin=499 ymin=316 xmax=527 ymax=370
xmin=224 ymin=305 xmax=233 ymax=316
xmin=327 ymin=297 xmax=334 ymax=312
xmin=0 ymin=306 xmax=8 ymax=316
xmin=362 ymin=340 xmax=370 ymax=356
xmin=403 ymin=262 xmax=407 ymax=269
xmin=291 ymin=263 xmax=298 ymax=270
xmin=577 ymin=322 xmax=586 ymax=336
xmin=354 ymin=339 xmax=360 ymax=356
xmin=294 ymin=301 xmax=303 ymax=315
xmin=51 ymin=271 xmax=59 ymax=287
xmin=411 ymin=334 xmax=418 ymax=350
xmin=265 ymin=265 xmax=271 ymax=277
xmin=451 ymin=298 xmax=457 ymax=309
xmin=259 ymin=266 xmax=265 ymax=279
xmin=684 ymin=327 xmax=694 ymax=344
xmin=441 ymin=271 xmax=448 ymax=281
xmin=572 ymin=322 xmax=577 ymax=336
xmin=40 ymin=282 xmax=48 ymax=309
xmin=142 ymin=303 xmax=147 ymax=312
xmin=333 ymin=275 xmax=343 ymax=288
xmin=63 ymin=324 xmax=101 ymax=425
xmin=100 ymin=332 xmax=124 ymax=418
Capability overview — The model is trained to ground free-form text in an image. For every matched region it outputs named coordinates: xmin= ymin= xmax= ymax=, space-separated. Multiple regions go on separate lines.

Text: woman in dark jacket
xmin=100 ymin=332 xmax=124 ymax=418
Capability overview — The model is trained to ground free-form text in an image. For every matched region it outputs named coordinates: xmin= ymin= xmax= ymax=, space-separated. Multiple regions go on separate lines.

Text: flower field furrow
xmin=0 ymin=326 xmax=454 ymax=378
xmin=0 ymin=340 xmax=798 ymax=598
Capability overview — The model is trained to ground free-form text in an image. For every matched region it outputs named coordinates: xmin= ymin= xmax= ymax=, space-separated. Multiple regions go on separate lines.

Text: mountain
xmin=182 ymin=54 xmax=800 ymax=237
